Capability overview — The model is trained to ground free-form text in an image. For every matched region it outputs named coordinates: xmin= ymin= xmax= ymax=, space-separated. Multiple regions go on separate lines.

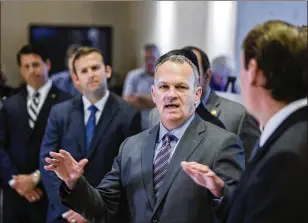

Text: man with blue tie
xmin=40 ymin=47 xmax=141 ymax=223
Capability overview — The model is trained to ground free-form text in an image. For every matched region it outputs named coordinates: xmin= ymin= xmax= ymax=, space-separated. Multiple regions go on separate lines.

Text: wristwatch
xmin=32 ymin=170 xmax=40 ymax=184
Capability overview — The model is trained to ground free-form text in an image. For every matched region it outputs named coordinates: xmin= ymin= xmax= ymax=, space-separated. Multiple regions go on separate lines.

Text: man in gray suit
xmin=150 ymin=46 xmax=260 ymax=161
xmin=44 ymin=49 xmax=245 ymax=223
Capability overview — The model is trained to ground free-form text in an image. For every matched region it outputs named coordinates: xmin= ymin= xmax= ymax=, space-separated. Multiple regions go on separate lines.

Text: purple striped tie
xmin=153 ymin=133 xmax=175 ymax=199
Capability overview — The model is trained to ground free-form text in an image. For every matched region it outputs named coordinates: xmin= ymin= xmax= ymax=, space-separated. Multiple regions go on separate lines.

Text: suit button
xmin=152 ymin=219 xmax=159 ymax=223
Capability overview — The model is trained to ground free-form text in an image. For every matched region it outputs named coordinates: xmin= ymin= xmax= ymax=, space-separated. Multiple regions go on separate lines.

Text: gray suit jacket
xmin=59 ymin=115 xmax=245 ymax=223
xmin=205 ymin=91 xmax=260 ymax=161
xmin=149 ymin=91 xmax=260 ymax=161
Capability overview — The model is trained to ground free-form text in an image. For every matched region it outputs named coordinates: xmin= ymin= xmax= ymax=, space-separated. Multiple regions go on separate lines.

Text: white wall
xmin=235 ymin=1 xmax=308 ymax=76
xmin=1 ymin=1 xmax=135 ymax=86
xmin=130 ymin=1 xmax=237 ymax=70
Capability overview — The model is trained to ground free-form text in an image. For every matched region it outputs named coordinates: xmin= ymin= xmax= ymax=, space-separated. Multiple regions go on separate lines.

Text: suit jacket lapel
xmin=249 ymin=106 xmax=308 ymax=167
xmin=19 ymin=88 xmax=32 ymax=139
xmin=70 ymin=96 xmax=86 ymax=154
xmin=205 ymin=90 xmax=221 ymax=118
xmin=28 ymin=85 xmax=61 ymax=142
xmin=87 ymin=94 xmax=120 ymax=158
xmin=141 ymin=125 xmax=159 ymax=210
xmin=32 ymin=85 xmax=59 ymax=131
xmin=153 ymin=115 xmax=206 ymax=213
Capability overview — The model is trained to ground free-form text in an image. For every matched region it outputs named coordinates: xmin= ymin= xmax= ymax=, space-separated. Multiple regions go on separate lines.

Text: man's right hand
xmin=24 ymin=188 xmax=43 ymax=203
xmin=44 ymin=149 xmax=88 ymax=189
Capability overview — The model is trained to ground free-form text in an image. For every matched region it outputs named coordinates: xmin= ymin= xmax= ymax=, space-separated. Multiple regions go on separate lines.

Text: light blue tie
xmin=85 ymin=105 xmax=98 ymax=154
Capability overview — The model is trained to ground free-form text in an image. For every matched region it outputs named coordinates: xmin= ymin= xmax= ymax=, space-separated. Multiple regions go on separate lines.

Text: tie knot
xmin=163 ymin=133 xmax=176 ymax=143
xmin=34 ymin=92 xmax=40 ymax=98
xmin=88 ymin=105 xmax=98 ymax=114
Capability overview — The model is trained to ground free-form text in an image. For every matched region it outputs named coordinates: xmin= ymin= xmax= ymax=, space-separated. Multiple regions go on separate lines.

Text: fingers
xmin=189 ymin=163 xmax=211 ymax=173
xmin=64 ymin=210 xmax=77 ymax=223
xmin=34 ymin=188 xmax=43 ymax=197
xmin=182 ymin=164 xmax=197 ymax=177
xmin=44 ymin=164 xmax=57 ymax=171
xmin=49 ymin=151 xmax=65 ymax=160
xmin=45 ymin=157 xmax=60 ymax=165
xmin=45 ymin=155 xmax=62 ymax=171
xmin=181 ymin=161 xmax=198 ymax=166
xmin=24 ymin=190 xmax=41 ymax=203
xmin=29 ymin=190 xmax=41 ymax=201
xmin=78 ymin=159 xmax=89 ymax=169
xmin=44 ymin=157 xmax=59 ymax=171
xmin=59 ymin=149 xmax=73 ymax=160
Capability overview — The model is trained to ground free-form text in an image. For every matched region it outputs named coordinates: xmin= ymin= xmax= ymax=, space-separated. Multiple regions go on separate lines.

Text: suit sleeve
xmin=237 ymin=111 xmax=260 ymax=161
xmin=0 ymin=104 xmax=19 ymax=183
xmin=59 ymin=139 xmax=129 ymax=223
xmin=39 ymin=106 xmax=69 ymax=215
xmin=212 ymin=134 xmax=245 ymax=219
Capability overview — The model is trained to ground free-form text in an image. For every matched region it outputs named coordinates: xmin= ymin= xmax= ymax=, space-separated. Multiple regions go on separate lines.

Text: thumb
xmin=78 ymin=159 xmax=89 ymax=169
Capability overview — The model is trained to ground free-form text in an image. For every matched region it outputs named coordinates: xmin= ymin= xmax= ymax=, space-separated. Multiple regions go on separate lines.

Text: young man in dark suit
xmin=40 ymin=47 xmax=141 ymax=223
xmin=0 ymin=44 xmax=71 ymax=223
xmin=182 ymin=20 xmax=308 ymax=223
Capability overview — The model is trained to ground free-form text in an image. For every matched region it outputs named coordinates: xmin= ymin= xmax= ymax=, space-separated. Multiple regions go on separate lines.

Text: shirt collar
xmin=26 ymin=80 xmax=52 ymax=98
xmin=82 ymin=90 xmax=110 ymax=113
xmin=259 ymin=98 xmax=307 ymax=146
xmin=158 ymin=113 xmax=195 ymax=143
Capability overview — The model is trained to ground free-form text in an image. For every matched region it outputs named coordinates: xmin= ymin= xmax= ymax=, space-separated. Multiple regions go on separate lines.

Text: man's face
xmin=74 ymin=52 xmax=111 ymax=95
xmin=152 ymin=60 xmax=202 ymax=129
xmin=19 ymin=53 xmax=50 ymax=89
xmin=144 ymin=49 xmax=160 ymax=75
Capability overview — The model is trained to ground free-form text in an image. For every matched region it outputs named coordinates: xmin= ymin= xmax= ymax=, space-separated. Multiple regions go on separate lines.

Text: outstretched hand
xmin=181 ymin=161 xmax=225 ymax=198
xmin=44 ymin=149 xmax=88 ymax=189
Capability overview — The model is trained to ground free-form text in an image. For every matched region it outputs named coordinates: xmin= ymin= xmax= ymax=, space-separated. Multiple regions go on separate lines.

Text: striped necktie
xmin=28 ymin=92 xmax=40 ymax=129
xmin=153 ymin=133 xmax=176 ymax=199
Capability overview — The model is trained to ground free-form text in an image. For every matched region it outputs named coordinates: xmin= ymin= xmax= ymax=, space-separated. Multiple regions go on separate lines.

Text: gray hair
xmin=154 ymin=55 xmax=199 ymax=89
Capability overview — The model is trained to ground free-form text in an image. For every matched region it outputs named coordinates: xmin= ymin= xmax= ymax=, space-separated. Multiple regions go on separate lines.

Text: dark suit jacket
xmin=205 ymin=91 xmax=260 ymax=161
xmin=59 ymin=115 xmax=245 ymax=223
xmin=0 ymin=85 xmax=71 ymax=201
xmin=224 ymin=106 xmax=308 ymax=223
xmin=40 ymin=93 xmax=141 ymax=222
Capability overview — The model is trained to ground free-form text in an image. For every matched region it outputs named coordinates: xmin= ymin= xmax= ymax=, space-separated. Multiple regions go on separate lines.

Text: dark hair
xmin=183 ymin=46 xmax=211 ymax=75
xmin=72 ymin=47 xmax=104 ymax=75
xmin=16 ymin=44 xmax=49 ymax=66
xmin=242 ymin=20 xmax=307 ymax=103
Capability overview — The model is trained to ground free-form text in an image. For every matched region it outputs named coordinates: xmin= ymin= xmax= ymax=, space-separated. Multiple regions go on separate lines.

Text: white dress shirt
xmin=259 ymin=98 xmax=307 ymax=147
xmin=26 ymin=80 xmax=52 ymax=115
xmin=82 ymin=90 xmax=110 ymax=125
